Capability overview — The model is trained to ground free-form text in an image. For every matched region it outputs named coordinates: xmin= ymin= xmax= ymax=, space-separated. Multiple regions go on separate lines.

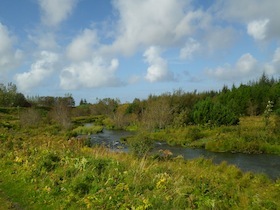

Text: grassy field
xmin=0 ymin=109 xmax=280 ymax=209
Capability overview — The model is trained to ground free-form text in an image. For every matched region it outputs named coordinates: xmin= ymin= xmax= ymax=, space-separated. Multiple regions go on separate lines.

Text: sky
xmin=0 ymin=0 xmax=280 ymax=104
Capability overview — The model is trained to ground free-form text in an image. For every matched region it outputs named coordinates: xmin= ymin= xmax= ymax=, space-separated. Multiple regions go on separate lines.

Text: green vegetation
xmin=0 ymin=75 xmax=280 ymax=209
xmin=70 ymin=125 xmax=103 ymax=136
xmin=191 ymin=97 xmax=239 ymax=126
xmin=0 ymin=122 xmax=279 ymax=209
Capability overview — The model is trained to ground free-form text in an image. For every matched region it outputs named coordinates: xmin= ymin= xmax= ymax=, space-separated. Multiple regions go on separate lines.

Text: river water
xmin=89 ymin=129 xmax=280 ymax=180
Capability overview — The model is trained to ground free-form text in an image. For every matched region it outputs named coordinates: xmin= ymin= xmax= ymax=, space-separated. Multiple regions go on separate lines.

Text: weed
xmin=127 ymin=133 xmax=154 ymax=158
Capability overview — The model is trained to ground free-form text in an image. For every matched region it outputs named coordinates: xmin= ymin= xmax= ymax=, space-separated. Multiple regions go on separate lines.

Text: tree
xmin=50 ymin=98 xmax=72 ymax=129
xmin=0 ymin=83 xmax=29 ymax=107
xmin=192 ymin=98 xmax=239 ymax=126
xmin=91 ymin=98 xmax=120 ymax=116
xmin=141 ymin=96 xmax=172 ymax=130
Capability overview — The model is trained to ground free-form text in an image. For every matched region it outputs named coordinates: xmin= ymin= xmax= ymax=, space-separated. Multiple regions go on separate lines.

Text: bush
xmin=187 ymin=127 xmax=203 ymax=141
xmin=20 ymin=108 xmax=42 ymax=128
xmin=127 ymin=133 xmax=154 ymax=158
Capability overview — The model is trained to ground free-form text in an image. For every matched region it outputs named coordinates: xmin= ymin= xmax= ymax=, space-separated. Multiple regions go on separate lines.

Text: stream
xmin=89 ymin=129 xmax=280 ymax=180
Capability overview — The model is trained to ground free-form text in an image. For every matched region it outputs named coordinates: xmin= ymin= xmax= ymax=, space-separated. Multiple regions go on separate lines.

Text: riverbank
xmin=0 ymin=123 xmax=280 ymax=209
xmin=136 ymin=116 xmax=280 ymax=155
xmin=1 ymin=109 xmax=280 ymax=209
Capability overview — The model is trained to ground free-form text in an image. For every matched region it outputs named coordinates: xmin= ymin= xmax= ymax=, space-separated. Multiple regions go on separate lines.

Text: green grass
xmin=0 ymin=123 xmax=280 ymax=209
xmin=71 ymin=115 xmax=105 ymax=126
xmin=70 ymin=125 xmax=104 ymax=136
xmin=0 ymin=110 xmax=280 ymax=209
xmin=141 ymin=116 xmax=280 ymax=154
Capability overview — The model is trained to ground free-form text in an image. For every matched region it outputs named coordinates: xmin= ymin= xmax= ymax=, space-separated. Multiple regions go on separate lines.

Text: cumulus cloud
xmin=180 ymin=38 xmax=200 ymax=60
xmin=247 ymin=19 xmax=270 ymax=40
xmin=14 ymin=51 xmax=59 ymax=91
xmin=175 ymin=10 xmax=211 ymax=39
xmin=264 ymin=48 xmax=280 ymax=75
xmin=100 ymin=0 xmax=236 ymax=59
xmin=206 ymin=53 xmax=258 ymax=80
xmin=216 ymin=0 xmax=280 ymax=41
xmin=144 ymin=46 xmax=174 ymax=82
xmin=0 ymin=23 xmax=22 ymax=73
xmin=39 ymin=0 xmax=77 ymax=27
xmin=60 ymin=57 xmax=121 ymax=90
xmin=66 ymin=29 xmax=99 ymax=61
xmin=105 ymin=0 xmax=190 ymax=55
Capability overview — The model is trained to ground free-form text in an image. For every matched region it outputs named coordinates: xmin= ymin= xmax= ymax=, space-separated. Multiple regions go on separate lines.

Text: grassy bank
xmin=0 ymin=108 xmax=280 ymax=209
xmin=143 ymin=116 xmax=280 ymax=155
xmin=0 ymin=124 xmax=280 ymax=209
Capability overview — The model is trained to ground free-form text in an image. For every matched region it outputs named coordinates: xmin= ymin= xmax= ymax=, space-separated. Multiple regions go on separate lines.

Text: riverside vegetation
xmin=0 ymin=74 xmax=280 ymax=209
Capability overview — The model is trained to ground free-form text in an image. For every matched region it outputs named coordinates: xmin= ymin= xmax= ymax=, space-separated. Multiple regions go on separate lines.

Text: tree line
xmin=0 ymin=83 xmax=30 ymax=107
xmin=2 ymin=73 xmax=280 ymax=130
xmin=72 ymin=74 xmax=280 ymax=130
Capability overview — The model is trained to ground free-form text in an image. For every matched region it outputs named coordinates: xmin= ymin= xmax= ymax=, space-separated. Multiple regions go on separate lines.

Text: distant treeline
xmin=1 ymin=73 xmax=280 ymax=128
xmin=0 ymin=83 xmax=30 ymax=107
xmin=71 ymin=74 xmax=280 ymax=129
xmin=0 ymin=83 xmax=75 ymax=108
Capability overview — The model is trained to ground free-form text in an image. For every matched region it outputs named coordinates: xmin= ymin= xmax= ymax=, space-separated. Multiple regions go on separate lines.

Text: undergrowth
xmin=0 ymin=124 xmax=279 ymax=209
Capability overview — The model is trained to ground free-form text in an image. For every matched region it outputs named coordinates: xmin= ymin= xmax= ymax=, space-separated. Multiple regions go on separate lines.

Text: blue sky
xmin=0 ymin=0 xmax=280 ymax=103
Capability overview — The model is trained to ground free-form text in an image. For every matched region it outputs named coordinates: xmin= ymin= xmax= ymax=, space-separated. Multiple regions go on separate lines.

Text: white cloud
xmin=14 ymin=51 xmax=59 ymax=91
xmin=28 ymin=32 xmax=58 ymax=50
xmin=0 ymin=23 xmax=22 ymax=73
xmin=39 ymin=0 xmax=77 ymax=27
xmin=144 ymin=46 xmax=174 ymax=82
xmin=216 ymin=0 xmax=280 ymax=41
xmin=60 ymin=57 xmax=121 ymax=90
xmin=175 ymin=10 xmax=211 ymax=39
xmin=66 ymin=29 xmax=99 ymax=61
xmin=180 ymin=38 xmax=200 ymax=60
xmin=100 ymin=0 xmax=236 ymax=59
xmin=105 ymin=0 xmax=189 ymax=55
xmin=247 ymin=19 xmax=270 ymax=40
xmin=206 ymin=53 xmax=258 ymax=80
xmin=264 ymin=48 xmax=280 ymax=75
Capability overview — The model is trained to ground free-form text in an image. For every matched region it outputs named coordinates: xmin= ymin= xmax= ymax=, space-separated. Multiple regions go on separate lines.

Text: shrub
xmin=187 ymin=127 xmax=203 ymax=141
xmin=127 ymin=133 xmax=154 ymax=158
xmin=20 ymin=108 xmax=42 ymax=128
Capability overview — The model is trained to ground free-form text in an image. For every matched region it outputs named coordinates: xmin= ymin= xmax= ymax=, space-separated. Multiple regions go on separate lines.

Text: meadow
xmin=0 ymin=108 xmax=280 ymax=209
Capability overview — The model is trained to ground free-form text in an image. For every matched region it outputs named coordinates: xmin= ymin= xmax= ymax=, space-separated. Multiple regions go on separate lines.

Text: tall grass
xmin=0 ymin=111 xmax=280 ymax=209
xmin=69 ymin=125 xmax=103 ymax=136
xmin=0 ymin=124 xmax=279 ymax=209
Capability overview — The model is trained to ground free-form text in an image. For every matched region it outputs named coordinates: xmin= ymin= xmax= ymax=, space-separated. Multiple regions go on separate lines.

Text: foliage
xmin=141 ymin=96 xmax=172 ymax=130
xmin=19 ymin=108 xmax=42 ymax=128
xmin=70 ymin=125 xmax=103 ymax=136
xmin=0 ymin=83 xmax=30 ymax=107
xmin=72 ymin=115 xmax=105 ymax=126
xmin=0 ymin=122 xmax=279 ymax=209
xmin=2 ymin=74 xmax=280 ymax=208
xmin=27 ymin=95 xmax=75 ymax=107
xmin=264 ymin=100 xmax=274 ymax=127
xmin=127 ymin=133 xmax=154 ymax=158
xmin=192 ymin=98 xmax=239 ymax=126
xmin=49 ymin=98 xmax=72 ymax=129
